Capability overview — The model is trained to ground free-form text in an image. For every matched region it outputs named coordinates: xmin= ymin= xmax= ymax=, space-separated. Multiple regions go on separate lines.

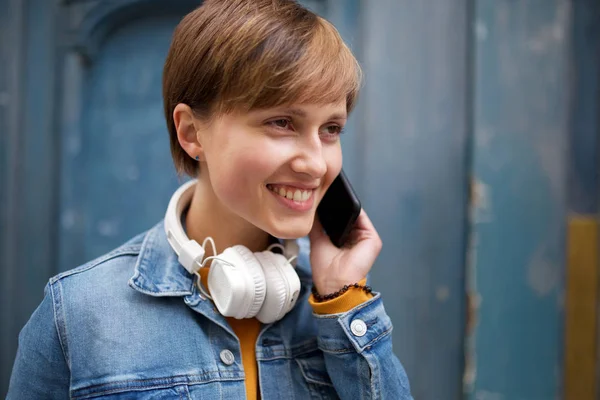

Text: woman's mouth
xmin=267 ymin=184 xmax=313 ymax=201
xmin=266 ymin=184 xmax=315 ymax=211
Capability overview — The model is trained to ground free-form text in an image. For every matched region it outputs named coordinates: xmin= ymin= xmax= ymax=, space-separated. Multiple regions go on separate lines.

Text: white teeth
xmin=293 ymin=190 xmax=302 ymax=201
xmin=269 ymin=185 xmax=313 ymax=202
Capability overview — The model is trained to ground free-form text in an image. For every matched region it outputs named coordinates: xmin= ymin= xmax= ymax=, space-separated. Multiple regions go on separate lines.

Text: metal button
xmin=220 ymin=349 xmax=235 ymax=366
xmin=350 ymin=319 xmax=367 ymax=337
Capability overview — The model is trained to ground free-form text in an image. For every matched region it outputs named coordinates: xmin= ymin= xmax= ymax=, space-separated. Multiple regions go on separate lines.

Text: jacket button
xmin=220 ymin=349 xmax=235 ymax=366
xmin=350 ymin=319 xmax=367 ymax=337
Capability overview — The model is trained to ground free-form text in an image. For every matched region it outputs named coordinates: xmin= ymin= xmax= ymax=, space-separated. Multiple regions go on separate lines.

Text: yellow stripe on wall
xmin=565 ymin=216 xmax=599 ymax=400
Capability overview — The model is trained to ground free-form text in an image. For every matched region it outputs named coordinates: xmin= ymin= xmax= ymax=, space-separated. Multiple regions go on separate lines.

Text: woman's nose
xmin=290 ymin=134 xmax=328 ymax=178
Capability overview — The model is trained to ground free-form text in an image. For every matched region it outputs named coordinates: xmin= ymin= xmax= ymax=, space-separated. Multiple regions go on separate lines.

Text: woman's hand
xmin=308 ymin=209 xmax=382 ymax=295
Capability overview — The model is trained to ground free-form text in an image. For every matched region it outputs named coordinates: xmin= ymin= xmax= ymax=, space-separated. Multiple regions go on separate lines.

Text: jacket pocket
xmin=72 ymin=384 xmax=191 ymax=399
xmin=295 ymin=352 xmax=340 ymax=399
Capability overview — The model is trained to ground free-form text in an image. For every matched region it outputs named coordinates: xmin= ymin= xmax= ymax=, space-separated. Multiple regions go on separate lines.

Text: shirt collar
xmin=128 ymin=220 xmax=195 ymax=297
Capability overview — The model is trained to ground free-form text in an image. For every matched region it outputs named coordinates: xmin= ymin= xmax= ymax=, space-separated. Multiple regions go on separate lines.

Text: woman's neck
xmin=184 ymin=178 xmax=271 ymax=257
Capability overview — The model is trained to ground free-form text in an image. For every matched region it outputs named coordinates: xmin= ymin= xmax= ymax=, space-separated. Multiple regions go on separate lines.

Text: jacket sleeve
xmin=7 ymin=283 xmax=70 ymax=399
xmin=312 ymin=293 xmax=413 ymax=400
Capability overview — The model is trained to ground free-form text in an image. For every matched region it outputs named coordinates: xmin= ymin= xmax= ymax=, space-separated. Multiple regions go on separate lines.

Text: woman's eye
xmin=268 ymin=119 xmax=291 ymax=129
xmin=322 ymin=125 xmax=344 ymax=136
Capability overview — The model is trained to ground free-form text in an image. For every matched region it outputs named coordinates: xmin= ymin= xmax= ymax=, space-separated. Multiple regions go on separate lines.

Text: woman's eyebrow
xmin=328 ymin=113 xmax=347 ymax=121
xmin=281 ymin=107 xmax=347 ymax=121
xmin=281 ymin=107 xmax=307 ymax=118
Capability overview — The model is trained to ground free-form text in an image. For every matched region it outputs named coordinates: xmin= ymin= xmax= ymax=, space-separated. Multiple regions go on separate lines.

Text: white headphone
xmin=164 ymin=180 xmax=302 ymax=324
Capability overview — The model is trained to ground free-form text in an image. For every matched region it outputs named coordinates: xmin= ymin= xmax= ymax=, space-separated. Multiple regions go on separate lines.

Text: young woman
xmin=8 ymin=1 xmax=412 ymax=398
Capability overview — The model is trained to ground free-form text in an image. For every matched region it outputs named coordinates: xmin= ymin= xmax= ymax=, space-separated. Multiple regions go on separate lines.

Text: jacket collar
xmin=128 ymin=220 xmax=195 ymax=297
xmin=128 ymin=219 xmax=313 ymax=297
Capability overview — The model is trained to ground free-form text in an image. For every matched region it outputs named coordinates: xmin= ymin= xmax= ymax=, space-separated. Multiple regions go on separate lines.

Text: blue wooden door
xmin=58 ymin=5 xmax=194 ymax=269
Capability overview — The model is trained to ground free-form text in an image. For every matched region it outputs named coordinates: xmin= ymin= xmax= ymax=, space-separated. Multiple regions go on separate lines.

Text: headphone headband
xmin=164 ymin=179 xmax=205 ymax=274
xmin=164 ymin=179 xmax=299 ymax=274
xmin=164 ymin=179 xmax=302 ymax=323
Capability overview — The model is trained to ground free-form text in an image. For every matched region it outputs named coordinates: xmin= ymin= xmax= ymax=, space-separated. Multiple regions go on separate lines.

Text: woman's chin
xmin=265 ymin=219 xmax=313 ymax=240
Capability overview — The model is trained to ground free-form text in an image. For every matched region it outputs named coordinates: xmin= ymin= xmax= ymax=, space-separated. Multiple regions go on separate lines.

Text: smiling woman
xmin=7 ymin=1 xmax=412 ymax=399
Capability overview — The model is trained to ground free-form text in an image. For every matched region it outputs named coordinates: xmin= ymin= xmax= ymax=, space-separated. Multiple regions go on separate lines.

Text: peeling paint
xmin=537 ymin=139 xmax=566 ymax=202
xmin=527 ymin=245 xmax=560 ymax=297
xmin=126 ymin=165 xmax=140 ymax=181
xmin=527 ymin=2 xmax=569 ymax=53
xmin=475 ymin=126 xmax=494 ymax=149
xmin=436 ymin=286 xmax=450 ymax=302
xmin=528 ymin=25 xmax=563 ymax=53
xmin=97 ymin=219 xmax=120 ymax=237
xmin=67 ymin=135 xmax=81 ymax=155
xmin=470 ymin=177 xmax=494 ymax=223
xmin=464 ymin=223 xmax=481 ymax=393
xmin=468 ymin=1 xmax=571 ymax=397
xmin=61 ymin=210 xmax=76 ymax=230
xmin=475 ymin=390 xmax=504 ymax=400
xmin=475 ymin=20 xmax=488 ymax=42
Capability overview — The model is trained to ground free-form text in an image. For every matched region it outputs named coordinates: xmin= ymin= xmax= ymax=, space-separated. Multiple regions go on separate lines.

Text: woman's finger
xmin=354 ymin=209 xmax=376 ymax=232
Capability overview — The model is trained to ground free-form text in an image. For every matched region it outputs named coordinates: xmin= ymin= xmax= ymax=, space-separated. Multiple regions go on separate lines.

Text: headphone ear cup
xmin=231 ymin=245 xmax=266 ymax=318
xmin=208 ymin=245 xmax=266 ymax=319
xmin=255 ymin=251 xmax=301 ymax=324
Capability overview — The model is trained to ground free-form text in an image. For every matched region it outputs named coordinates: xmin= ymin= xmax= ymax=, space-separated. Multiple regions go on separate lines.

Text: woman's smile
xmin=266 ymin=183 xmax=316 ymax=211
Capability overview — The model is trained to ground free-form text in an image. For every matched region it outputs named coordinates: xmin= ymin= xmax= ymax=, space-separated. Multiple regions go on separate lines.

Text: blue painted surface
xmin=0 ymin=0 xmax=58 ymax=395
xmin=325 ymin=0 xmax=364 ymax=190
xmin=569 ymin=0 xmax=600 ymax=215
xmin=0 ymin=1 xmax=14 ymax=395
xmin=72 ymin=0 xmax=200 ymax=62
xmin=59 ymin=15 xmax=183 ymax=269
xmin=3 ymin=0 xmax=590 ymax=398
xmin=467 ymin=1 xmax=570 ymax=398
xmin=360 ymin=1 xmax=469 ymax=398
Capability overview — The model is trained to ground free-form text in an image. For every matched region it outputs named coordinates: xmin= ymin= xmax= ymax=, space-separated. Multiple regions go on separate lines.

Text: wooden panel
xmin=565 ymin=217 xmax=598 ymax=400
xmin=564 ymin=2 xmax=600 ymax=399
xmin=325 ymin=0 xmax=363 ymax=188
xmin=57 ymin=1 xmax=201 ymax=269
xmin=569 ymin=0 xmax=600 ymax=216
xmin=467 ymin=1 xmax=571 ymax=398
xmin=0 ymin=0 xmax=21 ymax=395
xmin=360 ymin=1 xmax=470 ymax=398
xmin=0 ymin=0 xmax=58 ymax=395
xmin=58 ymin=14 xmax=183 ymax=268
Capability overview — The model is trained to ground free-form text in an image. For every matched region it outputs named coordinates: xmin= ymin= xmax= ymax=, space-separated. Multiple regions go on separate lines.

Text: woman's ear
xmin=173 ymin=103 xmax=206 ymax=162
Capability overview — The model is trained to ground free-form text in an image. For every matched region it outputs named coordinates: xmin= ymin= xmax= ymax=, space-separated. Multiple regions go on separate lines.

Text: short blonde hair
xmin=162 ymin=0 xmax=362 ymax=176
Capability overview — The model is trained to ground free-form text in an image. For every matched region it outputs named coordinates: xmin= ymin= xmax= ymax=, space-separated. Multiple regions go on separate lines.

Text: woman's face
xmin=198 ymin=101 xmax=346 ymax=239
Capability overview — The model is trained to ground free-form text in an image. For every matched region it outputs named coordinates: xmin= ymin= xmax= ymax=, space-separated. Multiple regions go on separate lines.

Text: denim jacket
xmin=8 ymin=221 xmax=412 ymax=399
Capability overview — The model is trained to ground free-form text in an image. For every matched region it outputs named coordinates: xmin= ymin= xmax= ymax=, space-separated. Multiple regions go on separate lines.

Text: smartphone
xmin=317 ymin=169 xmax=362 ymax=248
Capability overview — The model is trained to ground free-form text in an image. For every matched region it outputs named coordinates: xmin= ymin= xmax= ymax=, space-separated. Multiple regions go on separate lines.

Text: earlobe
xmin=173 ymin=103 xmax=205 ymax=161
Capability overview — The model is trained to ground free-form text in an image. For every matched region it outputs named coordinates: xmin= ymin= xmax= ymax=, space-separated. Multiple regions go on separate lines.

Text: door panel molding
xmin=69 ymin=0 xmax=201 ymax=62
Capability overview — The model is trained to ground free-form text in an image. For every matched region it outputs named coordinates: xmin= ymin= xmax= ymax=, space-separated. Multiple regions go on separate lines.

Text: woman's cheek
xmin=325 ymin=148 xmax=343 ymax=182
xmin=217 ymin=149 xmax=274 ymax=201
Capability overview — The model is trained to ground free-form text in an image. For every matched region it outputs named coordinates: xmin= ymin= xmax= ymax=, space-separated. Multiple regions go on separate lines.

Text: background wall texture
xmin=1 ymin=1 xmax=598 ymax=399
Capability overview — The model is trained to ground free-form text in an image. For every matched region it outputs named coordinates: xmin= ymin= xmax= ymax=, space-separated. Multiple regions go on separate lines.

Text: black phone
xmin=317 ymin=169 xmax=362 ymax=247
